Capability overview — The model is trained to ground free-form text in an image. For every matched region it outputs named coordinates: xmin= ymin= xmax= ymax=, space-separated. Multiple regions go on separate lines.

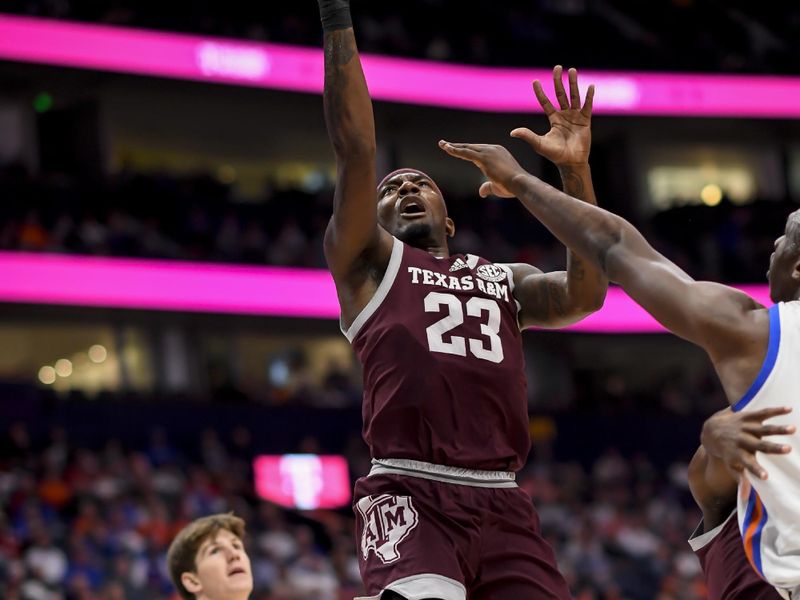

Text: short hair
xmin=167 ymin=513 xmax=246 ymax=600
xmin=787 ymin=210 xmax=800 ymax=251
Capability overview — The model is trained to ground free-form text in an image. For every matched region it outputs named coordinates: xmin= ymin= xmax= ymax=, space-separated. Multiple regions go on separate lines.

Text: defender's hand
xmin=511 ymin=66 xmax=594 ymax=167
xmin=438 ymin=141 xmax=527 ymax=199
xmin=701 ymin=406 xmax=794 ymax=480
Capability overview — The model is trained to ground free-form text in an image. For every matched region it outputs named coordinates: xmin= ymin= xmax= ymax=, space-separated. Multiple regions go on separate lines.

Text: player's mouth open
xmin=228 ymin=567 xmax=246 ymax=576
xmin=400 ymin=198 xmax=427 ymax=218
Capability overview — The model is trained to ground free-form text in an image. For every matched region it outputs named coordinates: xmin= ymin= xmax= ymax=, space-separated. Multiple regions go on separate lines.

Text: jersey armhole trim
xmin=688 ymin=510 xmax=736 ymax=551
xmin=341 ymin=237 xmax=404 ymax=343
xmin=734 ymin=303 xmax=781 ymax=412
xmin=497 ymin=264 xmax=523 ymax=330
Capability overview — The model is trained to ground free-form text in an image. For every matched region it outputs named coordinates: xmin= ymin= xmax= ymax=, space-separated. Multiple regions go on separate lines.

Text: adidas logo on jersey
xmin=450 ymin=258 xmax=469 ymax=272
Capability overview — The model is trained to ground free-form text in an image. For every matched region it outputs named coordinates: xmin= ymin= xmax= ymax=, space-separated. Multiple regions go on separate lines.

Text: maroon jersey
xmin=343 ymin=237 xmax=529 ymax=471
xmin=690 ymin=512 xmax=782 ymax=600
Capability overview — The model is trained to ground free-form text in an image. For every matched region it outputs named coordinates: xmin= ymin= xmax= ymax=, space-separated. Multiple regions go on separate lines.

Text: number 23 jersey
xmin=342 ymin=237 xmax=530 ymax=472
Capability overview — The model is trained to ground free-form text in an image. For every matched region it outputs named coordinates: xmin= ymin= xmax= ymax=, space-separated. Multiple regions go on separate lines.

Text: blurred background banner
xmin=0 ymin=251 xmax=772 ymax=331
xmin=253 ymin=454 xmax=351 ymax=510
xmin=2 ymin=14 xmax=800 ymax=116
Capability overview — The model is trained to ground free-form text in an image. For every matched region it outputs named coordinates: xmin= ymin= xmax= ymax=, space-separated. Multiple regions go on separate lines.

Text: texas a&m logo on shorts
xmin=356 ymin=494 xmax=419 ymax=564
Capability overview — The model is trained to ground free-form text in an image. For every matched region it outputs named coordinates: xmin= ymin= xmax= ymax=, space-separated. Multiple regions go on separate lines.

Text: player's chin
xmin=226 ymin=575 xmax=253 ymax=592
xmin=395 ymin=221 xmax=434 ymax=245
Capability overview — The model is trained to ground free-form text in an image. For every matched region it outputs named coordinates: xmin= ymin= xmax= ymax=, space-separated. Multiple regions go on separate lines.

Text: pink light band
xmin=1 ymin=14 xmax=800 ymax=117
xmin=0 ymin=252 xmax=771 ymax=333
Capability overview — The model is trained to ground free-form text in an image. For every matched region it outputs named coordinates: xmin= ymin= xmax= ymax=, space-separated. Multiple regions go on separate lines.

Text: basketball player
xmin=439 ymin=135 xmax=800 ymax=598
xmin=689 ymin=406 xmax=793 ymax=600
xmin=166 ymin=513 xmax=252 ymax=600
xmin=317 ymin=1 xmax=608 ymax=598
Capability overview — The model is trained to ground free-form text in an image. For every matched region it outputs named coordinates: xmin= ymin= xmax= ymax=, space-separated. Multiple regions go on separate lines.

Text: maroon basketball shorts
xmin=353 ymin=458 xmax=572 ymax=600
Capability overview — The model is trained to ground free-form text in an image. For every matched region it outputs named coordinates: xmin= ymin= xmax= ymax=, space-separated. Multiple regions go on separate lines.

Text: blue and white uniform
xmin=734 ymin=302 xmax=800 ymax=598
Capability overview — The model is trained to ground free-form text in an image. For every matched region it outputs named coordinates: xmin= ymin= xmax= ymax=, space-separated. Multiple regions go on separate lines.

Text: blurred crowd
xmin=4 ymin=0 xmax=800 ymax=74
xmin=1 ymin=420 xmax=712 ymax=600
xmin=0 ymin=164 xmax=785 ymax=284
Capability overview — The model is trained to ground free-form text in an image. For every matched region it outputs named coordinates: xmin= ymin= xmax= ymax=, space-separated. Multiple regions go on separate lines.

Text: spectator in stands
xmin=166 ymin=513 xmax=253 ymax=600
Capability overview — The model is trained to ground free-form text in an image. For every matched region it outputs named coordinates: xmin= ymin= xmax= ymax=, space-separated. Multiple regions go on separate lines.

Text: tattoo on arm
xmin=553 ymin=163 xmax=607 ymax=311
xmin=323 ymin=30 xmax=357 ymax=138
xmin=548 ymin=280 xmax=568 ymax=317
xmin=559 ymin=166 xmax=589 ymax=283
xmin=324 ymin=29 xmax=356 ymax=67
xmin=558 ymin=165 xmax=585 ymax=198
xmin=528 ymin=275 xmax=569 ymax=321
xmin=570 ymin=259 xmax=585 ymax=281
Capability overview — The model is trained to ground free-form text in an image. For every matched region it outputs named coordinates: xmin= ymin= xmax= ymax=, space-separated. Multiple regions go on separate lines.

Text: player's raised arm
xmin=438 ymin=141 xmax=766 ymax=365
xmin=500 ymin=66 xmax=607 ymax=329
xmin=318 ymin=0 xmax=392 ymax=282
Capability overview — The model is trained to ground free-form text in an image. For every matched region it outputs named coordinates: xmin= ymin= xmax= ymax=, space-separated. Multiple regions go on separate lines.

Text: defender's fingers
xmin=748 ymin=424 xmax=796 ymax=437
xmin=533 ymin=81 xmax=556 ymax=116
xmin=438 ymin=140 xmax=481 ymax=160
xmin=756 ymin=441 xmax=792 ymax=454
xmin=742 ymin=455 xmax=769 ymax=480
xmin=746 ymin=406 xmax=793 ymax=421
xmin=581 ymin=84 xmax=595 ymax=118
xmin=480 ymin=181 xmax=514 ymax=199
xmin=553 ymin=65 xmax=569 ymax=110
xmin=740 ymin=434 xmax=791 ymax=454
xmin=568 ymin=68 xmax=581 ymax=109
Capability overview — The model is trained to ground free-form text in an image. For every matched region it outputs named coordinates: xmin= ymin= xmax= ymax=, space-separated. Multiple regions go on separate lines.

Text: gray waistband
xmin=369 ymin=458 xmax=517 ymax=488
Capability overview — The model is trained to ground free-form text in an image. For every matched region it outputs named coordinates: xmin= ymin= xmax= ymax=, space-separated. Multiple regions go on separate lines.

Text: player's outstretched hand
xmin=701 ymin=406 xmax=795 ymax=480
xmin=511 ymin=66 xmax=594 ymax=167
xmin=438 ymin=141 xmax=529 ymax=199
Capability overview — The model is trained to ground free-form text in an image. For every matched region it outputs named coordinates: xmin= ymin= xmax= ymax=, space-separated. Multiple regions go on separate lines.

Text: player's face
xmin=183 ymin=529 xmax=252 ymax=600
xmin=768 ymin=211 xmax=800 ymax=303
xmin=376 ymin=170 xmax=453 ymax=247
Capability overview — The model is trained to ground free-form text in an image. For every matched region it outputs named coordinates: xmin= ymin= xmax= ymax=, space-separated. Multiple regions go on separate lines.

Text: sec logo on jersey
xmin=476 ymin=264 xmax=507 ymax=283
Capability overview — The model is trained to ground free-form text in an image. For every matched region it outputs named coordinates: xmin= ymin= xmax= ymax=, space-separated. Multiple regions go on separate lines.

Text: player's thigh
xmin=353 ymin=475 xmax=477 ymax=600
xmin=471 ymin=488 xmax=571 ymax=600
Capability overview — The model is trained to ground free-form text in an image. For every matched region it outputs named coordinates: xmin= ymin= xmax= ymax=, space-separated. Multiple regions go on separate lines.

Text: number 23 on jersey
xmin=424 ymin=292 xmax=504 ymax=364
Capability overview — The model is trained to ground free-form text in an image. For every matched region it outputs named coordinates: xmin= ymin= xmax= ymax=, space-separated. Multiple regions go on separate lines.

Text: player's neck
xmin=423 ymin=243 xmax=450 ymax=259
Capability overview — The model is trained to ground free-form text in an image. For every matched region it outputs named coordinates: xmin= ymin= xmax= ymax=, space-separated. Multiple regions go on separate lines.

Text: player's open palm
xmin=512 ymin=65 xmax=594 ymax=167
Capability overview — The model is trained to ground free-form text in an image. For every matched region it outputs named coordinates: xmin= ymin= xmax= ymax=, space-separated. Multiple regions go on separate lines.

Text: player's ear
xmin=182 ymin=572 xmax=202 ymax=594
xmin=446 ymin=217 xmax=455 ymax=239
xmin=791 ymin=255 xmax=800 ymax=280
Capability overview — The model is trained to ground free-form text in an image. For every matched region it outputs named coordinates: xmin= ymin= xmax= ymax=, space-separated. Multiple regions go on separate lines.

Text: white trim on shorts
xmin=688 ymin=513 xmax=793 ymax=599
xmin=354 ymin=572 xmax=467 ymax=600
xmin=369 ymin=458 xmax=517 ymax=488
xmin=688 ymin=510 xmax=736 ymax=552
xmin=342 ymin=237 xmax=404 ymax=342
